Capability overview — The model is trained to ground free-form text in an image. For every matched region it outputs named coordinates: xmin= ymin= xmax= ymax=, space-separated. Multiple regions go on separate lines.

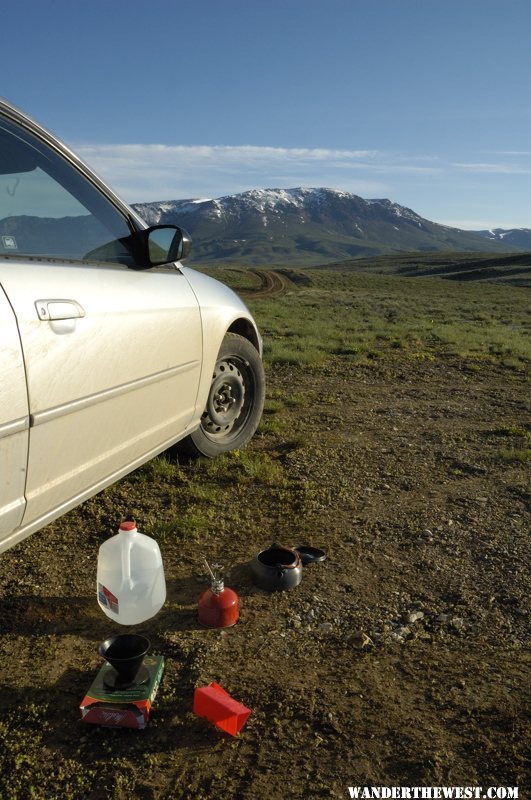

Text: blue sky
xmin=2 ymin=0 xmax=530 ymax=229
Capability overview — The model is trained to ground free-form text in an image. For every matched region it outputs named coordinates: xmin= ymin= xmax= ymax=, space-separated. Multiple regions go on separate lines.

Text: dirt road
xmin=238 ymin=268 xmax=291 ymax=298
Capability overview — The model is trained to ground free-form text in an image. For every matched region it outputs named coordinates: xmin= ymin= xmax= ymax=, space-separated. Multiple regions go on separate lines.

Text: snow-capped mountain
xmin=475 ymin=228 xmax=531 ymax=249
xmin=132 ymin=188 xmax=527 ymax=265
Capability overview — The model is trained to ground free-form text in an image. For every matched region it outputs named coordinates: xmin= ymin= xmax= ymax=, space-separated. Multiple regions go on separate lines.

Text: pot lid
xmin=293 ymin=545 xmax=326 ymax=566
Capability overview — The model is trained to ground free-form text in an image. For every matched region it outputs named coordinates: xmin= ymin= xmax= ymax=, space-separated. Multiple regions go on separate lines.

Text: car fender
xmin=180 ymin=266 xmax=263 ymax=419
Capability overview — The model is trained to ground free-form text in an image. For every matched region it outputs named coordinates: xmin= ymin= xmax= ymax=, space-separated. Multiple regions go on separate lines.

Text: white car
xmin=0 ymin=99 xmax=265 ymax=554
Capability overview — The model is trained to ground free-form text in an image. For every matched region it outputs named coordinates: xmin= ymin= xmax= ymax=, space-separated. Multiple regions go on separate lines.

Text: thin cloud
xmin=77 ymin=143 xmax=379 ymax=163
xmin=73 ymin=142 xmax=441 ymax=202
xmin=452 ymin=162 xmax=531 ymax=174
xmin=490 ymin=150 xmax=531 ymax=156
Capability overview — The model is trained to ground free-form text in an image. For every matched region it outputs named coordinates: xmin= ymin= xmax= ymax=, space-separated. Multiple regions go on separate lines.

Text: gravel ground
xmin=0 ymin=353 xmax=528 ymax=799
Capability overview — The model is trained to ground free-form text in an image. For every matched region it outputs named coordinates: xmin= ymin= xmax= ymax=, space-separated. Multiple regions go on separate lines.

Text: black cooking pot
xmin=251 ymin=545 xmax=303 ymax=591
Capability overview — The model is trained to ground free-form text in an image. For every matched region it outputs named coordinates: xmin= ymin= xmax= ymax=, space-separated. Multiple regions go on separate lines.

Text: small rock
xmin=397 ymin=625 xmax=411 ymax=636
xmin=436 ymin=612 xmax=453 ymax=623
xmin=451 ymin=617 xmax=466 ymax=631
xmin=318 ymin=622 xmax=333 ymax=633
xmin=406 ymin=611 xmax=425 ymax=624
xmin=390 ymin=631 xmax=406 ymax=643
xmin=393 ymin=626 xmax=411 ymax=639
xmin=349 ymin=631 xmax=373 ymax=649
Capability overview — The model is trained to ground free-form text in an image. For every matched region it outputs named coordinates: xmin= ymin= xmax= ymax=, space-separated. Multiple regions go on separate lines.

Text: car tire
xmin=180 ymin=332 xmax=265 ymax=457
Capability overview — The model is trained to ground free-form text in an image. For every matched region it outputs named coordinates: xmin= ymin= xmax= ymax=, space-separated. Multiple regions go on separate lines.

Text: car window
xmin=0 ymin=115 xmax=137 ymax=266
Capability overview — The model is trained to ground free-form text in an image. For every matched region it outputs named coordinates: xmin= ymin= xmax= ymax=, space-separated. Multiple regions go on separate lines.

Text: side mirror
xmin=145 ymin=225 xmax=192 ymax=266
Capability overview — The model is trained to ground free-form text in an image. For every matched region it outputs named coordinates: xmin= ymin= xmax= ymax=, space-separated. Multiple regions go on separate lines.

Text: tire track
xmin=239 ymin=269 xmax=291 ymax=298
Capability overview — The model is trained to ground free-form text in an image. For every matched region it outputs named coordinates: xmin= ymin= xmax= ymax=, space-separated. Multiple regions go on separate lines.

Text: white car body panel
xmin=0 ymin=285 xmax=30 ymax=537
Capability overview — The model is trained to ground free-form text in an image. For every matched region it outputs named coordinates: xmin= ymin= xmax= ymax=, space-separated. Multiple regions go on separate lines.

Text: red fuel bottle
xmin=198 ymin=560 xmax=239 ymax=629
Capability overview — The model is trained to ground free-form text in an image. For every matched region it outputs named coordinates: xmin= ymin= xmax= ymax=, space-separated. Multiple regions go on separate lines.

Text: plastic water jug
xmin=97 ymin=519 xmax=166 ymax=625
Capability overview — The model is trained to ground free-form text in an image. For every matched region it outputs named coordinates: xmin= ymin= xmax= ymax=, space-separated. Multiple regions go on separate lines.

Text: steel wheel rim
xmin=201 ymin=357 xmax=252 ymax=440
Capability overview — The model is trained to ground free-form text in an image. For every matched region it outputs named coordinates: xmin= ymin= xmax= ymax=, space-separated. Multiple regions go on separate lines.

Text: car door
xmin=0 ymin=285 xmax=29 ymax=539
xmin=0 ymin=111 xmax=202 ymax=537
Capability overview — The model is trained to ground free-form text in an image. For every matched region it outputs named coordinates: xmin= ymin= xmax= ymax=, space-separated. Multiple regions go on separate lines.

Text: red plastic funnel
xmin=193 ymin=682 xmax=251 ymax=736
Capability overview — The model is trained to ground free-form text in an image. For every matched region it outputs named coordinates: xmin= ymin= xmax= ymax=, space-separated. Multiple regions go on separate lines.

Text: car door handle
xmin=35 ymin=299 xmax=86 ymax=321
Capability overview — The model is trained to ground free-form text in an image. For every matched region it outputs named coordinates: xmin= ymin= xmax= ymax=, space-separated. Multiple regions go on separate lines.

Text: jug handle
xmin=121 ymin=536 xmax=134 ymax=590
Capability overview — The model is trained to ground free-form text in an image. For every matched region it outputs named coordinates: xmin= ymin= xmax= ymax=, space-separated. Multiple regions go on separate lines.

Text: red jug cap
xmin=119 ymin=520 xmax=137 ymax=531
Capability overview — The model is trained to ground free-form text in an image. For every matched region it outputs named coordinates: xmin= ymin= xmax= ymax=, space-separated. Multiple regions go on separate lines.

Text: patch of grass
xmin=334 ymin=344 xmax=363 ymax=356
xmin=264 ymin=387 xmax=308 ymax=408
xmin=188 ymin=451 xmax=236 ymax=482
xmin=366 ymin=348 xmax=385 ymax=360
xmin=488 ymin=424 xmax=530 ymax=464
xmin=136 ymin=453 xmax=184 ymax=482
xmin=246 ymin=269 xmax=530 ymax=369
xmin=282 ymin=435 xmax=307 ymax=451
xmin=259 ymin=390 xmax=302 ymax=436
xmin=497 ymin=448 xmax=531 ymax=463
xmin=144 ymin=518 xmax=178 ymax=541
xmin=144 ymin=494 xmax=219 ymax=541
xmin=466 ymin=361 xmax=483 ymax=372
xmin=407 ymin=351 xmax=437 ymax=362
xmin=186 ymin=482 xmax=222 ymax=503
xmin=230 ymin=450 xmax=286 ymax=485
xmin=267 ymin=340 xmax=327 ymax=366
xmin=176 ymin=510 xmax=212 ymax=540
xmin=494 ymin=424 xmax=530 ymax=439
xmin=258 ymin=415 xmax=287 ymax=436
xmin=263 ymin=397 xmax=286 ymax=414
xmin=283 ymin=391 xmax=307 ymax=408
xmin=188 ymin=449 xmax=285 ymax=487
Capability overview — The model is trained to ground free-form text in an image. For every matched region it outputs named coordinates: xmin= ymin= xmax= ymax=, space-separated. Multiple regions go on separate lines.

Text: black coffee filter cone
xmin=98 ymin=634 xmax=150 ymax=685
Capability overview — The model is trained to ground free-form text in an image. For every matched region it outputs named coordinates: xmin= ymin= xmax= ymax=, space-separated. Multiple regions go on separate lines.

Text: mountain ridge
xmin=132 ymin=187 xmax=531 ymax=266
